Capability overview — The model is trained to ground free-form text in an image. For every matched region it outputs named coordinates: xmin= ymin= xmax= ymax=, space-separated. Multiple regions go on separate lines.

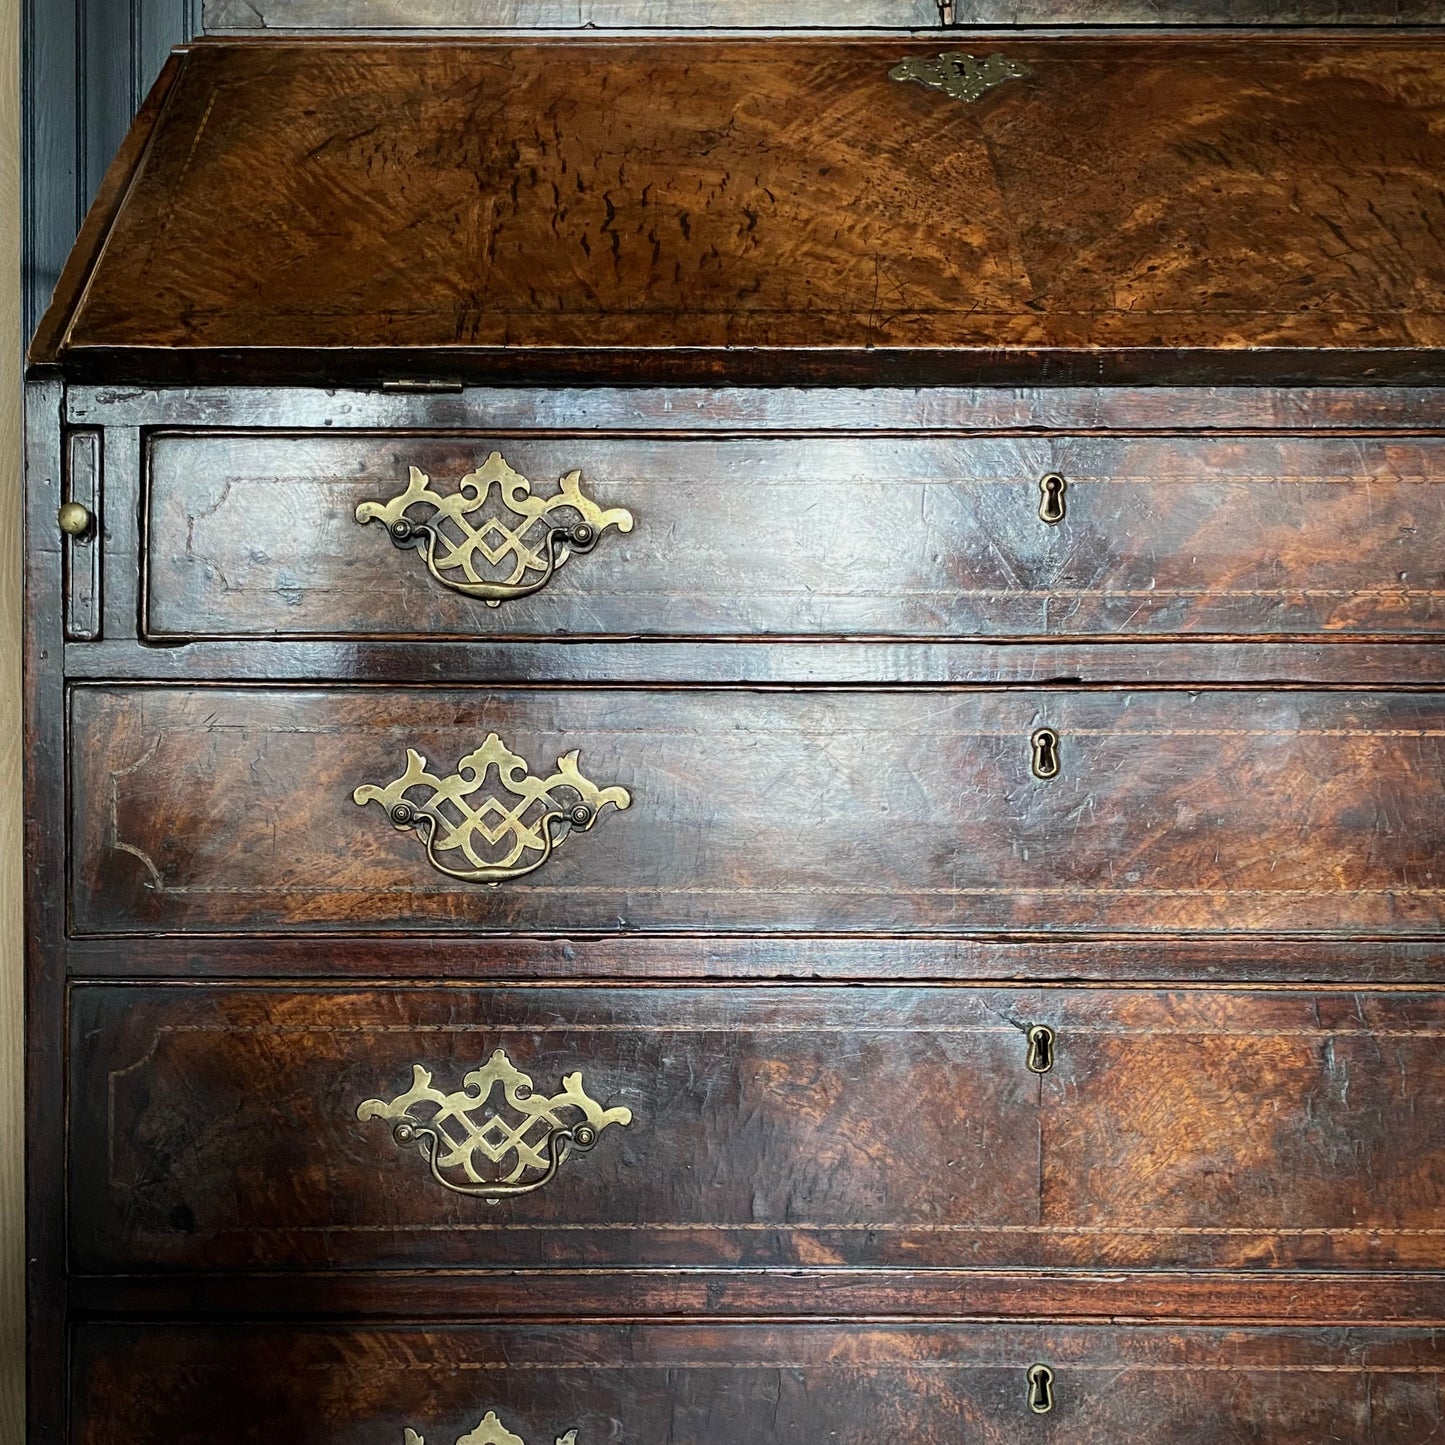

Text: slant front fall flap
xmin=29 ymin=36 xmax=1445 ymax=385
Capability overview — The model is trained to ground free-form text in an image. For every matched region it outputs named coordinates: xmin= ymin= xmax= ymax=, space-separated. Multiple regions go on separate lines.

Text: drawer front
xmin=144 ymin=433 xmax=1445 ymax=640
xmin=72 ymin=686 xmax=1445 ymax=935
xmin=72 ymin=1323 xmax=1445 ymax=1445
xmin=71 ymin=986 xmax=1445 ymax=1273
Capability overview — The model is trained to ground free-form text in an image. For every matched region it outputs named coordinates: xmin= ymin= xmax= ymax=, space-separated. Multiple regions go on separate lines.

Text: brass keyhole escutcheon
xmin=1038 ymin=473 xmax=1067 ymax=524
xmin=1031 ymin=727 xmax=1060 ymax=780
xmin=1027 ymin=1362 xmax=1056 ymax=1415
xmin=1026 ymin=1025 xmax=1054 ymax=1075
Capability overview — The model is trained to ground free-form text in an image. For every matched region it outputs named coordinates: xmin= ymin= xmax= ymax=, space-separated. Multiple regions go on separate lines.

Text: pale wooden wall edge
xmin=3 ymin=0 xmax=26 ymax=1431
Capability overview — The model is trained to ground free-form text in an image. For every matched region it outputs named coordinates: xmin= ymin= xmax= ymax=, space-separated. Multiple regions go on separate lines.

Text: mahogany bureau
xmin=23 ymin=14 xmax=1445 ymax=1445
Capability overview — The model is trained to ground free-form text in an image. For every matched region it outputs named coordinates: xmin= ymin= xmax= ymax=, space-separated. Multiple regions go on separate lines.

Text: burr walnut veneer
xmin=25 ymin=23 xmax=1445 ymax=1445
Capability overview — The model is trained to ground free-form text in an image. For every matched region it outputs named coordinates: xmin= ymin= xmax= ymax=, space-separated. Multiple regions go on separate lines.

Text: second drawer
xmin=71 ymin=685 xmax=1445 ymax=935
xmin=72 ymin=984 xmax=1445 ymax=1273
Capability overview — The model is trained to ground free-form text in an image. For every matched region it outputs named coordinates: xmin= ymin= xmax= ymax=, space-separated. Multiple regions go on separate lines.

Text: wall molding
xmin=22 ymin=0 xmax=199 ymax=349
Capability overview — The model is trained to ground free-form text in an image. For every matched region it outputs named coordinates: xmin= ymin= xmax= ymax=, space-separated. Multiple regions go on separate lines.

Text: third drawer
xmin=71 ymin=983 xmax=1445 ymax=1273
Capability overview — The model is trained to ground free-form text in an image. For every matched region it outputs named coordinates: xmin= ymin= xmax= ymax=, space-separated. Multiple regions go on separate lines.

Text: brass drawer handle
xmin=359 ymin=1047 xmax=632 ymax=1204
xmin=354 ymin=732 xmax=630 ymax=886
xmin=1027 ymin=1362 xmax=1056 ymax=1415
xmin=405 ymin=1410 xmax=578 ymax=1445
xmin=355 ymin=452 xmax=634 ymax=608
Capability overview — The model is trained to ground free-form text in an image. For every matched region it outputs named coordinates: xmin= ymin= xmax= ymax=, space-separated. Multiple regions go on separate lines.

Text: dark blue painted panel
xmin=23 ymin=0 xmax=201 ymax=347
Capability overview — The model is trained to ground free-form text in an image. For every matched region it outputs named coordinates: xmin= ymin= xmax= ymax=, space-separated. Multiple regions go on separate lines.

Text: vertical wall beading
xmin=21 ymin=0 xmax=192 ymax=354
xmin=74 ymin=0 xmax=85 ymax=243
xmin=81 ymin=0 xmax=145 ymax=220
xmin=131 ymin=0 xmax=142 ymax=115
xmin=20 ymin=0 xmax=79 ymax=344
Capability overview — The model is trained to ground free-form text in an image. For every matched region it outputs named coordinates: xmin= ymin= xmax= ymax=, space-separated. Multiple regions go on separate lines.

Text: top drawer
xmin=143 ymin=432 xmax=1445 ymax=641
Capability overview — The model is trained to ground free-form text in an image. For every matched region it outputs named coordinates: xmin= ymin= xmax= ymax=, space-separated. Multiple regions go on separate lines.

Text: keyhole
xmin=1026 ymin=1025 xmax=1054 ymax=1075
xmin=1038 ymin=473 xmax=1067 ymax=524
xmin=1027 ymin=1363 xmax=1055 ymax=1415
xmin=1031 ymin=727 xmax=1060 ymax=780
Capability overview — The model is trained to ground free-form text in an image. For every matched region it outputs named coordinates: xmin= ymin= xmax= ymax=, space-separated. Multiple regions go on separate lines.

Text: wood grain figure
xmin=29 ymin=38 xmax=1445 ymax=386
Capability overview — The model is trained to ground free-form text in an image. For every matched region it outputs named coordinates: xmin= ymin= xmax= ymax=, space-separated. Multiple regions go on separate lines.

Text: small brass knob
xmin=58 ymin=501 xmax=94 ymax=537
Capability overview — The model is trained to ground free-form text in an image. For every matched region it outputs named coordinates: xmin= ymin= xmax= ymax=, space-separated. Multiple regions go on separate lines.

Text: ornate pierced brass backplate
xmin=403 ymin=1411 xmax=578 ymax=1445
xmin=353 ymin=732 xmax=630 ymax=886
xmin=354 ymin=452 xmax=634 ymax=607
xmin=889 ymin=51 xmax=1031 ymax=104
xmin=359 ymin=1048 xmax=632 ymax=1201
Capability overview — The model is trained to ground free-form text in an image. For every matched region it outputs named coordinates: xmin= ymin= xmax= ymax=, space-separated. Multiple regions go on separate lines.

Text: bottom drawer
xmin=74 ymin=1323 xmax=1445 ymax=1444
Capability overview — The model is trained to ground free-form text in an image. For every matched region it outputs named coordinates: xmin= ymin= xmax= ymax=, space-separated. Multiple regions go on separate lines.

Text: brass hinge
xmin=937 ymin=0 xmax=955 ymax=23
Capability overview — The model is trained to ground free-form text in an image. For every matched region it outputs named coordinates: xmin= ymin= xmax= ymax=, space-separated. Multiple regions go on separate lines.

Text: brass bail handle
xmin=1038 ymin=473 xmax=1067 ymax=524
xmin=388 ymin=796 xmax=588 ymax=886
xmin=353 ymin=732 xmax=631 ymax=888
xmin=354 ymin=453 xmax=634 ymax=608
xmin=1025 ymin=1025 xmax=1054 ymax=1075
xmin=1031 ymin=727 xmax=1061 ymax=780
xmin=395 ymin=1116 xmax=599 ymax=1202
xmin=357 ymin=1047 xmax=634 ymax=1205
xmin=1027 ymin=1362 xmax=1056 ymax=1415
